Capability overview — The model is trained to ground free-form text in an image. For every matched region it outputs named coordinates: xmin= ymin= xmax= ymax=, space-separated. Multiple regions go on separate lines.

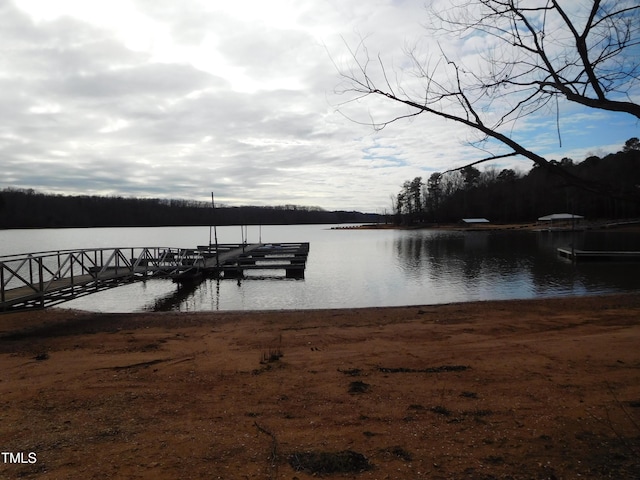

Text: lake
xmin=1 ymin=224 xmax=638 ymax=312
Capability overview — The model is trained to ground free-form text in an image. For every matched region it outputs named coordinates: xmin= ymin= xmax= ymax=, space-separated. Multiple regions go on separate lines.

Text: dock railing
xmin=0 ymin=247 xmax=204 ymax=311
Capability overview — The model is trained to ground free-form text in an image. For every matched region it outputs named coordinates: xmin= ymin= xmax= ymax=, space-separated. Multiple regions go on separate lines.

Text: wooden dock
xmin=557 ymin=247 xmax=640 ymax=262
xmin=1 ymin=243 xmax=309 ymax=312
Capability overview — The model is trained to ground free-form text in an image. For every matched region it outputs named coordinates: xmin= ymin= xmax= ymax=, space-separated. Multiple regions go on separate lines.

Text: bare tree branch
xmin=442 ymin=152 xmax=520 ymax=175
xmin=334 ymin=0 xmax=640 ymax=201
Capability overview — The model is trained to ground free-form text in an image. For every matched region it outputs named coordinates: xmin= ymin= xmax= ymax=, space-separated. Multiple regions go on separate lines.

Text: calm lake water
xmin=1 ymin=224 xmax=638 ymax=312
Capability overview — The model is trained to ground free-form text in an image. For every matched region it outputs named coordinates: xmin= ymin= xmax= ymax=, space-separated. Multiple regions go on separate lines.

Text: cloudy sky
xmin=1 ymin=0 xmax=638 ymax=212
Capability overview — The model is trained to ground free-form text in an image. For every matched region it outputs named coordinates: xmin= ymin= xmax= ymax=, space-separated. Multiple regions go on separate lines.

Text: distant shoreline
xmin=333 ymin=218 xmax=640 ymax=232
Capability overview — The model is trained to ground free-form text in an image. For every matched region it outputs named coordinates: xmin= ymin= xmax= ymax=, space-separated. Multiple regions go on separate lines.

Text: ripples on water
xmin=2 ymin=225 xmax=637 ymax=312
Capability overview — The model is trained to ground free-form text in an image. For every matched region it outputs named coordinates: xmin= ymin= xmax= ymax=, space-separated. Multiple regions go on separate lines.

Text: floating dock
xmin=557 ymin=247 xmax=640 ymax=262
xmin=197 ymin=242 xmax=309 ymax=279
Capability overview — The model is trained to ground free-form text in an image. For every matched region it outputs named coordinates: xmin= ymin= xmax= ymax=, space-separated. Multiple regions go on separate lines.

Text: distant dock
xmin=557 ymin=247 xmax=640 ymax=262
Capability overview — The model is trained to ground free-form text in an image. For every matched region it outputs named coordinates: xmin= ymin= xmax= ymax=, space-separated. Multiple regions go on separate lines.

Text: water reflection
xmin=392 ymin=230 xmax=638 ymax=301
xmin=394 ymin=232 xmax=527 ymax=287
xmin=148 ymin=278 xmax=208 ymax=311
xmin=148 ymin=274 xmax=308 ymax=312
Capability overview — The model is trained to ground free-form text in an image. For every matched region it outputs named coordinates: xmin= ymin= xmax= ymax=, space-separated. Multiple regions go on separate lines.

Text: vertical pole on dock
xmin=38 ymin=257 xmax=44 ymax=308
xmin=212 ymin=193 xmax=219 ymax=268
xmin=0 ymin=265 xmax=5 ymax=304
xmin=571 ymin=213 xmax=576 ymax=265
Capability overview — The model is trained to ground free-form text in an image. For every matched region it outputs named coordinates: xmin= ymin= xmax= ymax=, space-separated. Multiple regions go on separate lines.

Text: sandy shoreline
xmin=2 ymin=294 xmax=640 ymax=478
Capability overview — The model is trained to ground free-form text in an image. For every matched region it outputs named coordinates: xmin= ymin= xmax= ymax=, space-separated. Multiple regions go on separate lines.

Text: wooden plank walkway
xmin=2 ymin=271 xmax=133 ymax=309
xmin=1 ymin=266 xmax=171 ymax=310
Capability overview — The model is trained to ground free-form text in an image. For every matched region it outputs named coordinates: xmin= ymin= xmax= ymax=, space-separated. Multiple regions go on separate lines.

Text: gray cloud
xmin=0 ymin=0 xmax=636 ymax=212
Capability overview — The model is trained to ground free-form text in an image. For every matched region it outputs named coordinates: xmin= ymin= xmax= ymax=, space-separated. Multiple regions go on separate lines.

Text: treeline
xmin=393 ymin=138 xmax=640 ymax=224
xmin=0 ymin=191 xmax=379 ymax=229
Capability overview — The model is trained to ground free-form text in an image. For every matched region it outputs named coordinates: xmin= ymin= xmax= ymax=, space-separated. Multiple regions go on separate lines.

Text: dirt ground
xmin=1 ymin=294 xmax=640 ymax=479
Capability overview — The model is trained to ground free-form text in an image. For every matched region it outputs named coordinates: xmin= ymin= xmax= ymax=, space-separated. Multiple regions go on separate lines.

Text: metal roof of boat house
xmin=537 ymin=213 xmax=584 ymax=221
xmin=461 ymin=218 xmax=490 ymax=223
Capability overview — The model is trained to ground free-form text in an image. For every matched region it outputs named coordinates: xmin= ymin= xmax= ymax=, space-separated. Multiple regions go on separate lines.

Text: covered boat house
xmin=537 ymin=213 xmax=584 ymax=229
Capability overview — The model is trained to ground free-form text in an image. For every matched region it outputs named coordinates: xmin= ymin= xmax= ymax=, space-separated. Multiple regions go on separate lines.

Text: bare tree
xmin=335 ymin=0 xmax=640 ymax=201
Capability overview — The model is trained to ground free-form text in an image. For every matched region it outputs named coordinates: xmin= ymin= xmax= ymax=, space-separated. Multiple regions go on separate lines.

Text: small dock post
xmin=211 ymin=192 xmax=220 ymax=269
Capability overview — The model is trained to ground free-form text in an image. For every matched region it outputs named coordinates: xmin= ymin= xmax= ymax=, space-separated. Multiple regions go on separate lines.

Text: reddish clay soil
xmin=1 ymin=294 xmax=640 ymax=479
